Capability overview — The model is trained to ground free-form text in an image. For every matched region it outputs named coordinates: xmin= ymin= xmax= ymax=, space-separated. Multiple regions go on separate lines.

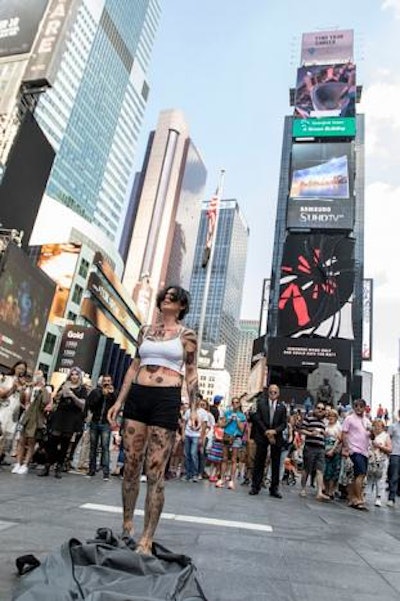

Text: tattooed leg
xmin=122 ymin=419 xmax=147 ymax=536
xmin=136 ymin=426 xmax=175 ymax=554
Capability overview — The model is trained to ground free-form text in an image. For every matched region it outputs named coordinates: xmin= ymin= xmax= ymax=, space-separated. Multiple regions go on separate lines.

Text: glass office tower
xmin=35 ymin=0 xmax=161 ymax=242
xmin=187 ymin=199 xmax=249 ymax=374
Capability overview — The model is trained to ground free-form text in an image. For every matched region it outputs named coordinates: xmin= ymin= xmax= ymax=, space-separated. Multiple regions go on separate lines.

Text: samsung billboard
xmin=0 ymin=0 xmax=48 ymax=58
xmin=287 ymin=142 xmax=355 ymax=230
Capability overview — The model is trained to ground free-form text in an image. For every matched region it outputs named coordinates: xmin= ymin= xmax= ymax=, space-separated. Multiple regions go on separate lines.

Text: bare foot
xmin=135 ymin=538 xmax=153 ymax=555
xmin=121 ymin=522 xmax=134 ymax=541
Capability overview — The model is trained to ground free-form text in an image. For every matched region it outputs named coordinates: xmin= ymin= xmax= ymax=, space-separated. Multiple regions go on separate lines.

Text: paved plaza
xmin=1 ymin=468 xmax=400 ymax=600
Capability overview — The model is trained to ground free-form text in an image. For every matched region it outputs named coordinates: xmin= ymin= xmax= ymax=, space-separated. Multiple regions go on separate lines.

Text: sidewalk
xmin=1 ymin=467 xmax=400 ymax=600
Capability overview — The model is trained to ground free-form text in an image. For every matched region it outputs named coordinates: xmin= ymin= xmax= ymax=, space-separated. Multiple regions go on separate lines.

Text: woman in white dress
xmin=0 ymin=361 xmax=29 ymax=462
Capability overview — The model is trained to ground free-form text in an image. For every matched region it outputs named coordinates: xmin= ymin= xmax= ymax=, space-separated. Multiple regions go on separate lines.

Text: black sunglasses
xmin=163 ymin=291 xmax=179 ymax=302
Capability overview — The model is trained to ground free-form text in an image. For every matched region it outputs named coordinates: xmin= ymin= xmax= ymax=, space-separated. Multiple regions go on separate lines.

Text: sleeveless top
xmin=139 ymin=328 xmax=185 ymax=375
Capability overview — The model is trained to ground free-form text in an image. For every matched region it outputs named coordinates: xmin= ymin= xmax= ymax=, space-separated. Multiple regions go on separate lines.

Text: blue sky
xmin=134 ymin=0 xmax=400 ymax=406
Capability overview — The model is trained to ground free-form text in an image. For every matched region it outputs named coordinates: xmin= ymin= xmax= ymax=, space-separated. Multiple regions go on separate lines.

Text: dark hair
xmin=156 ymin=285 xmax=191 ymax=320
xmin=353 ymin=398 xmax=366 ymax=408
xmin=9 ymin=361 xmax=28 ymax=376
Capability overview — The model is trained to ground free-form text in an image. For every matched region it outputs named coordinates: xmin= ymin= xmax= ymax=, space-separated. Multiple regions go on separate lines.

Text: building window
xmin=78 ymin=258 xmax=90 ymax=278
xmin=72 ymin=284 xmax=83 ymax=304
xmin=67 ymin=311 xmax=77 ymax=322
xmin=43 ymin=333 xmax=56 ymax=355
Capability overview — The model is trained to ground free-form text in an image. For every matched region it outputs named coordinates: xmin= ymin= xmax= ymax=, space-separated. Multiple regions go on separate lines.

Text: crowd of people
xmin=1 ymin=284 xmax=399 ymax=555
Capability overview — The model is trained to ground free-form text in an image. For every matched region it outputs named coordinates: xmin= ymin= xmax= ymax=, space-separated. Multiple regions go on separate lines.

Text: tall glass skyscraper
xmin=187 ymin=199 xmax=249 ymax=374
xmin=35 ymin=0 xmax=161 ymax=242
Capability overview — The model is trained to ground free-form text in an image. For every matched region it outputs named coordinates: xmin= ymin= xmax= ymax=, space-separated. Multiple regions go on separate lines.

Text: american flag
xmin=202 ymin=194 xmax=219 ymax=268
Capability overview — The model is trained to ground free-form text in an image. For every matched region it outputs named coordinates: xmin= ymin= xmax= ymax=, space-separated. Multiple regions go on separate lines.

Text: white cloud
xmin=382 ymin=0 xmax=400 ymax=19
xmin=360 ymin=80 xmax=400 ymax=157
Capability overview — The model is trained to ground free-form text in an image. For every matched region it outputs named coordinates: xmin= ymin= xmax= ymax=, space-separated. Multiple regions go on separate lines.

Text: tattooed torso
xmin=135 ymin=325 xmax=194 ymax=388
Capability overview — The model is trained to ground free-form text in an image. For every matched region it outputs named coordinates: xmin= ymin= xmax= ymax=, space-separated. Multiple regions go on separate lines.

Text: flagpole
xmin=197 ymin=169 xmax=225 ymax=355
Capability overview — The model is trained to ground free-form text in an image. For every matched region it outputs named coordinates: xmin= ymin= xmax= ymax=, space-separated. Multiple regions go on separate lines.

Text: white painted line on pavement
xmin=80 ymin=503 xmax=273 ymax=532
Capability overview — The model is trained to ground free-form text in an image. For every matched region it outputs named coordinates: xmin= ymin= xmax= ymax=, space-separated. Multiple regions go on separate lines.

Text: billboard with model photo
xmin=36 ymin=243 xmax=81 ymax=323
xmin=0 ymin=243 xmax=55 ymax=371
xmin=294 ymin=63 xmax=356 ymax=120
xmin=287 ymin=142 xmax=354 ymax=230
xmin=0 ymin=0 xmax=48 ymax=58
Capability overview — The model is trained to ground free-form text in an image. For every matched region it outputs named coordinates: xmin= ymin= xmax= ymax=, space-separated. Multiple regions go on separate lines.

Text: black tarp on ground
xmin=12 ymin=529 xmax=209 ymax=601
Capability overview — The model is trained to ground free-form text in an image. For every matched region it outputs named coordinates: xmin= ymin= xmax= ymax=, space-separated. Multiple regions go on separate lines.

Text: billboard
xmin=292 ymin=117 xmax=356 ymax=139
xmin=23 ymin=0 xmax=79 ymax=88
xmin=287 ymin=142 xmax=354 ymax=230
xmin=277 ymin=234 xmax=355 ymax=339
xmin=0 ymin=243 xmax=55 ymax=371
xmin=268 ymin=337 xmax=353 ymax=371
xmin=198 ymin=343 xmax=226 ymax=370
xmin=362 ymin=279 xmax=373 ymax=361
xmin=54 ymin=325 xmax=100 ymax=375
xmin=258 ymin=279 xmax=270 ymax=337
xmin=36 ymin=243 xmax=81 ymax=323
xmin=0 ymin=0 xmax=48 ymax=58
xmin=87 ymin=272 xmax=140 ymax=341
xmin=301 ymin=29 xmax=354 ymax=65
xmin=0 ymin=112 xmax=55 ymax=247
xmin=294 ymin=63 xmax=356 ymax=119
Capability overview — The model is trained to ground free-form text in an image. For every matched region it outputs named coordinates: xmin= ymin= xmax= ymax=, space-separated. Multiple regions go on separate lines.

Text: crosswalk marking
xmin=80 ymin=503 xmax=273 ymax=532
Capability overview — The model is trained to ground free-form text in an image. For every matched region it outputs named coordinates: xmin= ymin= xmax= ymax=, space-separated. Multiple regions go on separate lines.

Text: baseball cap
xmin=213 ymin=395 xmax=223 ymax=404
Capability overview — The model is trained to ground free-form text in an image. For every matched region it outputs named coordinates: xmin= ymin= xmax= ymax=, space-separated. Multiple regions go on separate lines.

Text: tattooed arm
xmin=107 ymin=327 xmax=144 ymax=424
xmin=182 ymin=327 xmax=200 ymax=427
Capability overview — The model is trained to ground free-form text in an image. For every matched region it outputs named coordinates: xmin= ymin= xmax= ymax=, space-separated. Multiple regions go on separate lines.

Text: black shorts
xmin=123 ymin=383 xmax=181 ymax=432
xmin=350 ymin=452 xmax=368 ymax=477
xmin=303 ymin=445 xmax=325 ymax=474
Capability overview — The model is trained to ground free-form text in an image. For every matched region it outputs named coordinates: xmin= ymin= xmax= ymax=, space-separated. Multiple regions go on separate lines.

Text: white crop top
xmin=139 ymin=330 xmax=185 ymax=375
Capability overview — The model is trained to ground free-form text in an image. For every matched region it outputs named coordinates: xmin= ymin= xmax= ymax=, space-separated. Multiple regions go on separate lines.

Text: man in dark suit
xmin=249 ymin=384 xmax=287 ymax=499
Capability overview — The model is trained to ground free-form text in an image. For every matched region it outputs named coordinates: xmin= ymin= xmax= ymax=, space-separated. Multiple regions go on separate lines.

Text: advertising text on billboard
xmin=54 ymin=325 xmax=100 ymax=374
xmin=288 ymin=142 xmax=354 ymax=230
xmin=292 ymin=117 xmax=356 ymax=138
xmin=301 ymin=29 xmax=354 ymax=65
xmin=0 ymin=0 xmax=48 ymax=58
xmin=23 ymin=0 xmax=78 ymax=87
xmin=268 ymin=337 xmax=352 ymax=371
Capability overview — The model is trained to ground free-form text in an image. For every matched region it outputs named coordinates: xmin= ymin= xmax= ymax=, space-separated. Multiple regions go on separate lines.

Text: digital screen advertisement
xmin=287 ymin=142 xmax=355 ymax=230
xmin=294 ymin=63 xmax=356 ymax=119
xmin=0 ymin=243 xmax=55 ymax=371
xmin=0 ymin=0 xmax=48 ymax=58
xmin=36 ymin=242 xmax=81 ymax=323
xmin=277 ymin=234 xmax=355 ymax=339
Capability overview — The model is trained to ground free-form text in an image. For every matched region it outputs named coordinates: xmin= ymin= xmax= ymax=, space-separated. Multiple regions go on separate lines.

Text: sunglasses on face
xmin=163 ymin=291 xmax=179 ymax=302
xmin=316 ymin=406 xmax=325 ymax=411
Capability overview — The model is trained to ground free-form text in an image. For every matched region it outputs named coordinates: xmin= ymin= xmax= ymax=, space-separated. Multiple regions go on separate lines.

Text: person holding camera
xmin=86 ymin=375 xmax=117 ymax=480
xmin=38 ymin=367 xmax=87 ymax=478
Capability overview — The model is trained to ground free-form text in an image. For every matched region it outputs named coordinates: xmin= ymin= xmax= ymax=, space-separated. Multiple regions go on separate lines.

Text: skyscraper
xmin=34 ymin=0 xmax=162 ymax=242
xmin=187 ymin=199 xmax=249 ymax=374
xmin=122 ymin=109 xmax=207 ymax=321
xmin=231 ymin=319 xmax=259 ymax=397
xmin=266 ymin=29 xmax=365 ymax=403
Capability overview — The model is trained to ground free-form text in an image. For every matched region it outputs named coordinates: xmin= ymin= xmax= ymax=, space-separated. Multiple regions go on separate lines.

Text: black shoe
xmin=37 ymin=466 xmax=50 ymax=477
xmin=54 ymin=465 xmax=62 ymax=479
xmin=249 ymin=489 xmax=259 ymax=496
xmin=269 ymin=490 xmax=282 ymax=499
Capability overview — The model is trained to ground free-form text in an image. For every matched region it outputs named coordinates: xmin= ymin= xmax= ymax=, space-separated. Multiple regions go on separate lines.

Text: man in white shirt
xmin=183 ymin=400 xmax=208 ymax=482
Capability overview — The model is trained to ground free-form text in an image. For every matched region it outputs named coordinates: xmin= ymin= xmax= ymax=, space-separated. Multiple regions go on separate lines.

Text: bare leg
xmin=23 ymin=438 xmax=36 ymax=466
xmin=136 ymin=426 xmax=175 ymax=554
xmin=16 ymin=435 xmax=27 ymax=465
xmin=122 ymin=420 xmax=148 ymax=536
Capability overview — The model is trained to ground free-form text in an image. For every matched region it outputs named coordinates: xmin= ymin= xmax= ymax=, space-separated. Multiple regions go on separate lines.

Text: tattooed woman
xmin=107 ymin=285 xmax=199 ymax=555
